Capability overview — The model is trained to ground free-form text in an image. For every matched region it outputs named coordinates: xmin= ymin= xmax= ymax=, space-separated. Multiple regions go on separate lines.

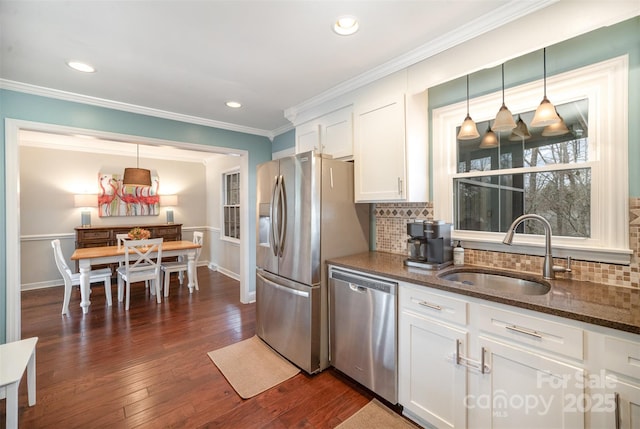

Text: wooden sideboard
xmin=74 ymin=223 xmax=182 ymax=272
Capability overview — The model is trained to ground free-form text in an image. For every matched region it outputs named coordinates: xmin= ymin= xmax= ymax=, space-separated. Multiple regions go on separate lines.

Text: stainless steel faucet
xmin=502 ymin=214 xmax=571 ymax=280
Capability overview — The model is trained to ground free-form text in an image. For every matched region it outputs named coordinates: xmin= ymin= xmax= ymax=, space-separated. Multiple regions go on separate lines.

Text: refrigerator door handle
xmin=278 ymin=175 xmax=286 ymax=257
xmin=270 ymin=175 xmax=279 ymax=257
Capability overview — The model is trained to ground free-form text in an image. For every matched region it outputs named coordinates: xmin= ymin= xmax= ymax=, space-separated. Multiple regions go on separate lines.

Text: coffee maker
xmin=404 ymin=220 xmax=453 ymax=270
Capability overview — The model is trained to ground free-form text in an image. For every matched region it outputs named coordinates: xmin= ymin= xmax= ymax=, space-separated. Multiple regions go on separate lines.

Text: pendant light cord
xmin=501 ymin=64 xmax=505 ymax=104
xmin=466 ymin=75 xmax=470 ymax=115
xmin=136 ymin=144 xmax=140 ymax=168
xmin=543 ymin=47 xmax=547 ymax=97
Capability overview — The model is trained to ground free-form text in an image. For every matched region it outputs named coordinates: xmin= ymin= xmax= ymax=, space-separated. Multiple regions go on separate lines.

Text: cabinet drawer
xmin=77 ymin=229 xmax=111 ymax=242
xmin=153 ymin=226 xmax=180 ymax=239
xmin=400 ymin=284 xmax=468 ymax=326
xmin=477 ymin=305 xmax=583 ymax=360
xmin=604 ymin=336 xmax=640 ymax=380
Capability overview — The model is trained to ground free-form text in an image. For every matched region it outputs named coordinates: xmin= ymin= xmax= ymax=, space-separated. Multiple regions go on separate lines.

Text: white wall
xmin=19 ymin=145 xmax=234 ymax=289
xmin=206 ymin=155 xmax=241 ymax=279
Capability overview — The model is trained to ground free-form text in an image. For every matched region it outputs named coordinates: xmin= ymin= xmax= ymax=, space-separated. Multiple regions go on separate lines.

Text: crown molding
xmin=0 ymin=79 xmax=274 ymax=138
xmin=284 ymin=0 xmax=557 ymax=124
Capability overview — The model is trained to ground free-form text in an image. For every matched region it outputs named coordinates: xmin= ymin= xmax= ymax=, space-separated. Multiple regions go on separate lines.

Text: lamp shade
xmin=479 ymin=127 xmax=498 ymax=148
xmin=458 ymin=115 xmax=480 ymax=140
xmin=530 ymin=96 xmax=560 ymax=127
xmin=123 ymin=168 xmax=152 ymax=186
xmin=458 ymin=75 xmax=480 ymax=140
xmin=74 ymin=194 xmax=97 ymax=208
xmin=542 ymin=114 xmax=570 ymax=136
xmin=509 ymin=115 xmax=532 ymax=141
xmin=160 ymin=194 xmax=178 ymax=206
xmin=492 ymin=104 xmax=517 ymax=132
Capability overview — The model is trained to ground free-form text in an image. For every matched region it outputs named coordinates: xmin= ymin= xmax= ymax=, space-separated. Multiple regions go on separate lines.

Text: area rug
xmin=337 ymin=399 xmax=420 ymax=429
xmin=207 ymin=335 xmax=300 ymax=399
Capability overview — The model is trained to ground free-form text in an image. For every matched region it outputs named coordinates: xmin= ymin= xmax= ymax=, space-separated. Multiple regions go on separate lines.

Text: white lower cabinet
xmin=475 ymin=336 xmax=585 ymax=429
xmin=590 ymin=335 xmax=640 ymax=428
xmin=399 ymin=308 xmax=469 ymax=428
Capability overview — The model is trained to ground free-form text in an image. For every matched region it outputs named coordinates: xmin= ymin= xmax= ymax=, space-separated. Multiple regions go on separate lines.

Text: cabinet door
xmin=296 ymin=122 xmax=321 ymax=154
xmin=399 ymin=310 xmax=468 ymax=429
xmin=606 ymin=377 xmax=640 ymax=429
xmin=476 ymin=336 xmax=584 ymax=429
xmin=354 ymin=94 xmax=406 ymax=202
xmin=321 ymin=107 xmax=353 ymax=159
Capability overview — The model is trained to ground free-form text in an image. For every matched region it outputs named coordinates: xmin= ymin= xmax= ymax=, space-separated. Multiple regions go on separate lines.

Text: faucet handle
xmin=553 ymin=256 xmax=572 ymax=275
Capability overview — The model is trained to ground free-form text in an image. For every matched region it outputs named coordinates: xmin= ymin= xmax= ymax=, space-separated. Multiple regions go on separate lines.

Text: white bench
xmin=1 ymin=337 xmax=38 ymax=429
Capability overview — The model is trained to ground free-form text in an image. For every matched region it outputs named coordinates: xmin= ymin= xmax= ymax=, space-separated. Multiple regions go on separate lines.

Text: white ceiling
xmin=0 ymin=0 xmax=556 ymax=138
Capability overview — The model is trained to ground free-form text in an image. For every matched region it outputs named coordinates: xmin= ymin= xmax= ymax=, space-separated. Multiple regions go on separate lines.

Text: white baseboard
xmin=216 ymin=266 xmax=240 ymax=281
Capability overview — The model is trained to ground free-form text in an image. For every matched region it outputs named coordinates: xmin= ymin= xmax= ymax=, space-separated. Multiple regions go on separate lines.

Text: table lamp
xmin=160 ymin=195 xmax=178 ymax=224
xmin=74 ymin=194 xmax=97 ymax=227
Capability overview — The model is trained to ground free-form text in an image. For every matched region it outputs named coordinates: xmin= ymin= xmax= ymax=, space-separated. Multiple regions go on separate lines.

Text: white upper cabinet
xmin=295 ymin=105 xmax=353 ymax=159
xmin=354 ymin=93 xmax=407 ymax=202
xmin=353 ymin=70 xmax=428 ymax=203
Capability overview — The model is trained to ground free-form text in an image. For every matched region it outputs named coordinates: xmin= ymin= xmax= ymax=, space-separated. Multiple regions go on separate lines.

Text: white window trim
xmin=433 ymin=56 xmax=630 ymax=264
xmin=221 ymin=167 xmax=241 ymax=244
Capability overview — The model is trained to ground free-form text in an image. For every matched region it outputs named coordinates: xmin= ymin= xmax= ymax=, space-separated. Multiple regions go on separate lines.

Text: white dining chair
xmin=162 ymin=231 xmax=203 ymax=297
xmin=116 ymin=233 xmax=129 ymax=251
xmin=117 ymin=238 xmax=163 ymax=310
xmin=51 ymin=239 xmax=113 ymax=315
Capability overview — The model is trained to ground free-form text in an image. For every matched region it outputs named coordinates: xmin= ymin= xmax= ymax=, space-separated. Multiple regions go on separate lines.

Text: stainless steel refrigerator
xmin=256 ymin=151 xmax=370 ymax=374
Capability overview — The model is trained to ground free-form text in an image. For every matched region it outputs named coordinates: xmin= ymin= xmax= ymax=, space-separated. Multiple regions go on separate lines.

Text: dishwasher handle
xmin=330 ymin=268 xmax=396 ymax=294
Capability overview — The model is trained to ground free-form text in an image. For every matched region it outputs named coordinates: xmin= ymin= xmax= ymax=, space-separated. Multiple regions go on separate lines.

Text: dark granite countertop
xmin=327 ymin=251 xmax=640 ymax=335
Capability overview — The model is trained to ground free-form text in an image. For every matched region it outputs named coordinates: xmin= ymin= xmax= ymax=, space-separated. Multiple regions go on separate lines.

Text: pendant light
xmin=457 ymin=75 xmax=480 ymax=140
xmin=492 ymin=64 xmax=517 ymax=132
xmin=542 ymin=110 xmax=570 ymax=136
xmin=123 ymin=144 xmax=152 ymax=186
xmin=531 ymin=48 xmax=560 ymax=127
xmin=479 ymin=125 xmax=498 ymax=148
xmin=509 ymin=115 xmax=532 ymax=141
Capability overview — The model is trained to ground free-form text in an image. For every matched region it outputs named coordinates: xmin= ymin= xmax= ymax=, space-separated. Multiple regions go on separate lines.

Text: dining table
xmin=70 ymin=240 xmax=201 ymax=314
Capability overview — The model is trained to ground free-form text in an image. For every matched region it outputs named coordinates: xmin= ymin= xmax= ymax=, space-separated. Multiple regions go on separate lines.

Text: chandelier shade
xmin=123 ymin=144 xmax=152 ymax=186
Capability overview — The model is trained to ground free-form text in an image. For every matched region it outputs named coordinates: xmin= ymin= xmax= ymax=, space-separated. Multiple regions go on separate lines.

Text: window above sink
xmin=432 ymin=56 xmax=631 ymax=264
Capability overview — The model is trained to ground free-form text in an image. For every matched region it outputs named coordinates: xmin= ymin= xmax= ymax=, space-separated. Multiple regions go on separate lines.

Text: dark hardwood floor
xmin=8 ymin=268 xmax=378 ymax=428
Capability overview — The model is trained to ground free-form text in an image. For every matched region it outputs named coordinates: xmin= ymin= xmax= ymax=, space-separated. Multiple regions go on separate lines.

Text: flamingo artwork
xmin=100 ymin=172 xmax=160 ymax=217
xmin=97 ymin=174 xmax=117 ymax=216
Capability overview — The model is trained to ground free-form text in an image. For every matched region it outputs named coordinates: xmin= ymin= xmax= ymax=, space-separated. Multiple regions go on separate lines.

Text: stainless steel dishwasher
xmin=329 ymin=266 xmax=397 ymax=404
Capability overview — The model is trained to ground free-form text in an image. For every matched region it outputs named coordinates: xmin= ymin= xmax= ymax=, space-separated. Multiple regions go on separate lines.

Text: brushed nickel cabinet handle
xmin=615 ymin=392 xmax=620 ymax=429
xmin=418 ymin=301 xmax=442 ymax=311
xmin=505 ymin=324 xmax=543 ymax=339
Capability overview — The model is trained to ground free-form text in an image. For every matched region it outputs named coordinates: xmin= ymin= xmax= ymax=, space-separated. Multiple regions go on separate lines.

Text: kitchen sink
xmin=438 ymin=270 xmax=550 ymax=296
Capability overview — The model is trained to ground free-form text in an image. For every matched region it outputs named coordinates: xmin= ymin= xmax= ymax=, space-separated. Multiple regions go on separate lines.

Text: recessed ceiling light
xmin=67 ymin=61 xmax=96 ymax=73
xmin=333 ymin=15 xmax=359 ymax=36
xmin=226 ymin=101 xmax=242 ymax=108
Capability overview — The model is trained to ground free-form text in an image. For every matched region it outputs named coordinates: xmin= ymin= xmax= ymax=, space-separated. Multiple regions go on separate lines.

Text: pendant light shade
xmin=457 ymin=75 xmax=480 ymax=140
xmin=531 ymin=48 xmax=560 ymax=127
xmin=123 ymin=144 xmax=152 ymax=186
xmin=509 ymin=115 xmax=532 ymax=141
xmin=492 ymin=64 xmax=517 ymax=132
xmin=542 ymin=112 xmax=570 ymax=136
xmin=479 ymin=126 xmax=498 ymax=148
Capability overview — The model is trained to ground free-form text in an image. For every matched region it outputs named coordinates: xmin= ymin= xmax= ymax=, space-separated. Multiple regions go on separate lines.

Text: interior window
xmin=454 ymin=100 xmax=591 ymax=238
xmin=223 ymin=170 xmax=240 ymax=240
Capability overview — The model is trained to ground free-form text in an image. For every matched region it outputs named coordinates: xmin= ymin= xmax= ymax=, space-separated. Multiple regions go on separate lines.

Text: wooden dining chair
xmin=51 ymin=239 xmax=113 ymax=315
xmin=162 ymin=231 xmax=203 ymax=297
xmin=116 ymin=238 xmax=163 ymax=310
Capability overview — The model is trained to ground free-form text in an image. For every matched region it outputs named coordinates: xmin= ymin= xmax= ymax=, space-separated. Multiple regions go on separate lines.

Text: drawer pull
xmin=505 ymin=324 xmax=542 ymax=339
xmin=615 ymin=392 xmax=620 ymax=429
xmin=418 ymin=301 xmax=442 ymax=311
